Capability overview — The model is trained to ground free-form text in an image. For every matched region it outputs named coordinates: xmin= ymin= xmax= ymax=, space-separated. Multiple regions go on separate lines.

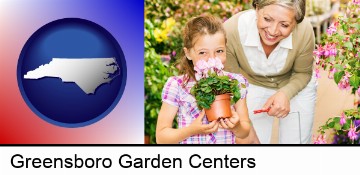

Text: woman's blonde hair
xmin=252 ymin=0 xmax=305 ymax=23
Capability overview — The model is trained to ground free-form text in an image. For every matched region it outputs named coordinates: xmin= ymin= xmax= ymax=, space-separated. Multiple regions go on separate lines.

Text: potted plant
xmin=313 ymin=1 xmax=360 ymax=144
xmin=314 ymin=108 xmax=359 ymax=144
xmin=190 ymin=57 xmax=242 ymax=121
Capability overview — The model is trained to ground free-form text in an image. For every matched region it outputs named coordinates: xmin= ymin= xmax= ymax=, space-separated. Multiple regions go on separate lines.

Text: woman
xmin=224 ymin=0 xmax=317 ymax=144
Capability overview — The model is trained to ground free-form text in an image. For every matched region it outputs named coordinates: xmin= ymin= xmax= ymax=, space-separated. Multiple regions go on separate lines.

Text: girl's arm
xmin=228 ymin=98 xmax=261 ymax=144
xmin=156 ymin=102 xmax=218 ymax=144
xmin=232 ymin=97 xmax=252 ymax=139
xmin=235 ymin=126 xmax=260 ymax=144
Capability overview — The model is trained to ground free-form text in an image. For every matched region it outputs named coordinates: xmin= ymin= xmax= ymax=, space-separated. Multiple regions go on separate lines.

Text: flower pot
xmin=144 ymin=135 xmax=150 ymax=144
xmin=204 ymin=94 xmax=232 ymax=122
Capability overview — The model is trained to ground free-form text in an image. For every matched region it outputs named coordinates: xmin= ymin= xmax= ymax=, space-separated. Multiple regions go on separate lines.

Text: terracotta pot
xmin=204 ymin=94 xmax=232 ymax=122
xmin=144 ymin=135 xmax=150 ymax=144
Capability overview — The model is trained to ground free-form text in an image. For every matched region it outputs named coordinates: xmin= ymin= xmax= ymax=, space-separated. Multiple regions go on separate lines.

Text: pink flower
xmin=349 ymin=28 xmax=355 ymax=34
xmin=353 ymin=0 xmax=360 ymax=5
xmin=328 ymin=68 xmax=337 ymax=79
xmin=314 ymin=134 xmax=327 ymax=144
xmin=214 ymin=57 xmax=224 ymax=71
xmin=165 ymin=7 xmax=170 ymax=13
xmin=219 ymin=2 xmax=226 ymax=9
xmin=340 ymin=113 xmax=346 ymax=126
xmin=326 ymin=22 xmax=339 ymax=36
xmin=194 ymin=60 xmax=209 ymax=80
xmin=314 ymin=56 xmax=320 ymax=65
xmin=313 ymin=45 xmax=324 ymax=57
xmin=357 ymin=88 xmax=360 ymax=96
xmin=207 ymin=58 xmax=217 ymax=71
xmin=348 ymin=123 xmax=358 ymax=141
xmin=338 ymin=72 xmax=351 ymax=90
xmin=315 ymin=68 xmax=321 ymax=79
xmin=207 ymin=58 xmax=221 ymax=75
xmin=161 ymin=54 xmax=171 ymax=62
xmin=326 ymin=26 xmax=337 ymax=36
xmin=194 ymin=58 xmax=225 ymax=80
xmin=329 ymin=45 xmax=337 ymax=57
xmin=323 ymin=43 xmax=337 ymax=57
xmin=195 ymin=73 xmax=202 ymax=81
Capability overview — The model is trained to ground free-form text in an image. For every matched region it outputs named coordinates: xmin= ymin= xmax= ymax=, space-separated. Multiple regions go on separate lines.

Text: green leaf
xmin=241 ymin=83 xmax=246 ymax=88
xmin=349 ymin=75 xmax=359 ymax=89
xmin=346 ymin=118 xmax=352 ymax=125
xmin=334 ymin=123 xmax=341 ymax=130
xmin=334 ymin=64 xmax=344 ymax=71
xmin=334 ymin=71 xmax=345 ymax=84
xmin=354 ymin=112 xmax=360 ymax=119
xmin=233 ymin=95 xmax=240 ymax=104
xmin=190 ymin=87 xmax=196 ymax=95
xmin=343 ymin=123 xmax=350 ymax=130
xmin=150 ymin=109 xmax=156 ymax=118
xmin=344 ymin=42 xmax=353 ymax=50
xmin=322 ymin=125 xmax=328 ymax=130
xmin=352 ymin=23 xmax=360 ymax=30
xmin=328 ymin=121 xmax=335 ymax=128
xmin=338 ymin=54 xmax=346 ymax=61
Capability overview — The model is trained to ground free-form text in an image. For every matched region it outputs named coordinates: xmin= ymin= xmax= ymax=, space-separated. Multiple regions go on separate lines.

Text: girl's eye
xmin=198 ymin=51 xmax=206 ymax=55
xmin=216 ymin=50 xmax=224 ymax=53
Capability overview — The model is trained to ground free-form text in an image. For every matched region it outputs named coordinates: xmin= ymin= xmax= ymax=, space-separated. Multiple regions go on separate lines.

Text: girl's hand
xmin=262 ymin=91 xmax=290 ymax=118
xmin=189 ymin=110 xmax=219 ymax=135
xmin=219 ymin=109 xmax=240 ymax=131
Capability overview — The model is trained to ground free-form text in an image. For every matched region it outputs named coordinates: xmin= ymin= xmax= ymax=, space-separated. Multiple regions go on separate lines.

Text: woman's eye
xmin=281 ymin=24 xmax=289 ymax=28
xmin=216 ymin=50 xmax=224 ymax=53
xmin=264 ymin=17 xmax=270 ymax=22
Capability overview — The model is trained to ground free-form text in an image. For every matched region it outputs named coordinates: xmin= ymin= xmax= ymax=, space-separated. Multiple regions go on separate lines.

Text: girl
xmin=156 ymin=15 xmax=258 ymax=144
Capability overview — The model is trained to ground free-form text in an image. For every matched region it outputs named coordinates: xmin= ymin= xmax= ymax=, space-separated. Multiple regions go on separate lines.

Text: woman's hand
xmin=189 ymin=110 xmax=219 ymax=135
xmin=263 ymin=91 xmax=290 ymax=118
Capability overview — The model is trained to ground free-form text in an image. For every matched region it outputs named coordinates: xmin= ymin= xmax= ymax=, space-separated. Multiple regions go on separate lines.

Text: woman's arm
xmin=279 ymin=18 xmax=315 ymax=99
xmin=263 ymin=19 xmax=315 ymax=118
xmin=156 ymin=103 xmax=219 ymax=144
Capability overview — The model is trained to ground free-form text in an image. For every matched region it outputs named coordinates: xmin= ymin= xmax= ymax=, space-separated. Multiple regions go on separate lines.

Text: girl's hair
xmin=178 ymin=14 xmax=226 ymax=86
xmin=252 ymin=0 xmax=306 ymax=23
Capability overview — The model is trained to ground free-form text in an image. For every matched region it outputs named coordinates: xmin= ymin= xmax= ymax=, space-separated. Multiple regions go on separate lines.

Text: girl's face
xmin=184 ymin=32 xmax=226 ymax=66
xmin=256 ymin=4 xmax=296 ymax=47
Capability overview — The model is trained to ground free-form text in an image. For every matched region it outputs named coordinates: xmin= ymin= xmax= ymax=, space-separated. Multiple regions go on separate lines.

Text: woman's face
xmin=256 ymin=4 xmax=296 ymax=47
xmin=184 ymin=32 xmax=226 ymax=65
